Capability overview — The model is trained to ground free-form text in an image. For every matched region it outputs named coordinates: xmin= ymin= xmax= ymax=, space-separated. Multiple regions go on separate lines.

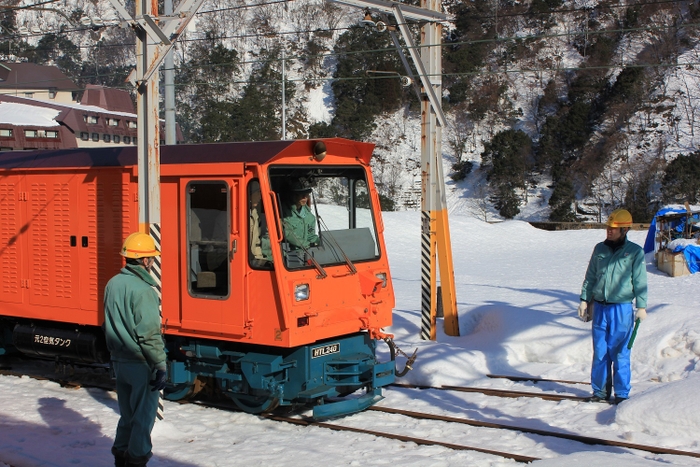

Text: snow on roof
xmin=56 ymin=101 xmax=137 ymax=118
xmin=0 ymin=102 xmax=60 ymax=127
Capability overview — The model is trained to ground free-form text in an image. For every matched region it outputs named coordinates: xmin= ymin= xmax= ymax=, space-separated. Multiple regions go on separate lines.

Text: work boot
xmin=124 ymin=452 xmax=150 ymax=467
xmin=613 ymin=396 xmax=628 ymax=405
xmin=111 ymin=447 xmax=126 ymax=467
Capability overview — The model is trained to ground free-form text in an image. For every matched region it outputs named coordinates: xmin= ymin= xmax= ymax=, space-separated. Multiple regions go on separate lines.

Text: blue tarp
xmin=644 ymin=206 xmax=700 ymax=253
xmin=679 ymin=244 xmax=700 ymax=274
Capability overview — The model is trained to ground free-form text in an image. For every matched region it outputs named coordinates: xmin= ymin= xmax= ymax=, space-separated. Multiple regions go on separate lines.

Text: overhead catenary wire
xmin=2 ymin=8 xmax=696 ymax=62
xmin=0 ymin=0 xmax=62 ymax=14
xmin=1 ymin=0 xmax=699 ymax=90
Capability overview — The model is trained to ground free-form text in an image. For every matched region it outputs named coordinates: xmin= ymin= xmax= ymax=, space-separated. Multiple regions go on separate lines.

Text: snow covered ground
xmin=1 ymin=212 xmax=699 ymax=467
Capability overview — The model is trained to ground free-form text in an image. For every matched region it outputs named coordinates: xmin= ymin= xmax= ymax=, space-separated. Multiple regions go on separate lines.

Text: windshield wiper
xmin=282 ymin=220 xmax=327 ymax=279
xmin=318 ymin=217 xmax=357 ymax=274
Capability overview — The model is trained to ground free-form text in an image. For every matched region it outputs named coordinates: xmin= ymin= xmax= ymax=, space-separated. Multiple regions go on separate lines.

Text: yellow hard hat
xmin=120 ymin=232 xmax=161 ymax=258
xmin=606 ymin=209 xmax=633 ymax=228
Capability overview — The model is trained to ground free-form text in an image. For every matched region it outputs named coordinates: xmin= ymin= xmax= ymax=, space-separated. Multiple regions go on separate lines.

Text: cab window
xmin=269 ymin=167 xmax=380 ymax=271
xmin=187 ymin=181 xmax=230 ymax=297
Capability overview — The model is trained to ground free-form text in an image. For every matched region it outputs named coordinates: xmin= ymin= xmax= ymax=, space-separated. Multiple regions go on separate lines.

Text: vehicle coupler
xmin=383 ymin=337 xmax=417 ymax=378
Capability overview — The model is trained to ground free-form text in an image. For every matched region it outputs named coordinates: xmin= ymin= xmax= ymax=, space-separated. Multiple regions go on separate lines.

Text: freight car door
xmin=26 ymin=173 xmax=81 ymax=310
xmin=0 ymin=175 xmax=24 ymax=305
xmin=77 ymin=168 xmax=134 ymax=315
xmin=180 ymin=180 xmax=245 ymax=337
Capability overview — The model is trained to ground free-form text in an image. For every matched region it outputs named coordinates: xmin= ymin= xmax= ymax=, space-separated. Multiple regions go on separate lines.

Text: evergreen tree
xmin=25 ymin=34 xmax=81 ymax=78
xmin=481 ymin=129 xmax=533 ymax=219
xmin=548 ymin=179 xmax=578 ymax=221
xmin=330 ymin=26 xmax=404 ymax=140
xmin=228 ymin=53 xmax=288 ymax=141
xmin=661 ymin=151 xmax=700 ymax=204
xmin=176 ymin=36 xmax=240 ymax=142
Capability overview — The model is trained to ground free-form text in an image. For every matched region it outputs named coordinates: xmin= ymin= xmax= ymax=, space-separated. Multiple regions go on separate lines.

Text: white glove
xmin=578 ymin=301 xmax=590 ymax=322
xmin=635 ymin=308 xmax=647 ymax=321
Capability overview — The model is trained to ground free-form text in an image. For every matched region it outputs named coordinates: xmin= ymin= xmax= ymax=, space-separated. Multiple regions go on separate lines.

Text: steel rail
xmin=390 ymin=382 xmax=591 ymax=402
xmin=486 ymin=374 xmax=589 ymax=385
xmin=370 ymin=406 xmax=700 ymax=459
xmin=263 ymin=414 xmax=539 ymax=463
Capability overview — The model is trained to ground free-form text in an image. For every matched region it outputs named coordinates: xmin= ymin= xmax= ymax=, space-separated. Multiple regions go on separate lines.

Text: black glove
xmin=150 ymin=369 xmax=167 ymax=392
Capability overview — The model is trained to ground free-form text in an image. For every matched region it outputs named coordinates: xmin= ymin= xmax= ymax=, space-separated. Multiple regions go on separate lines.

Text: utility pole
xmin=106 ymin=0 xmax=205 ymax=236
xmin=164 ymin=0 xmax=177 ymax=145
xmin=107 ymin=0 xmax=205 ymax=300
xmin=330 ymin=0 xmax=460 ymax=339
xmin=108 ymin=0 xmax=205 ymax=418
xmin=281 ymin=49 xmax=286 ymax=140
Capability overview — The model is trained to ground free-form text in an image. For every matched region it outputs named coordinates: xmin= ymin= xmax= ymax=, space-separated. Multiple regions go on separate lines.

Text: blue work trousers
xmin=591 ymin=302 xmax=634 ymax=399
xmin=113 ymin=360 xmax=159 ymax=460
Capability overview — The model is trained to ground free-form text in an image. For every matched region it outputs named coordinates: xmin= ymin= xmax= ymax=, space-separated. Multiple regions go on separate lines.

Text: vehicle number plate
xmin=312 ymin=343 xmax=340 ymax=358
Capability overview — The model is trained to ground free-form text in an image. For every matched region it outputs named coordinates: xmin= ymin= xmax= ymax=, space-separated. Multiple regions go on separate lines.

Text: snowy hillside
xmin=4 ymin=0 xmax=700 ymax=220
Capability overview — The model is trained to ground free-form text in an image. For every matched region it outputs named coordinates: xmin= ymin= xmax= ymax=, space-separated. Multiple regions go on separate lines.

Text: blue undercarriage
xmin=164 ymin=332 xmax=395 ymax=419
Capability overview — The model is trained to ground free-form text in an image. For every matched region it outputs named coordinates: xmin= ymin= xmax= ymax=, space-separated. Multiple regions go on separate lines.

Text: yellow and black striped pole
xmin=148 ymin=224 xmax=164 ymax=421
xmin=418 ymin=0 xmax=459 ymax=340
xmin=420 ymin=211 xmax=437 ymax=340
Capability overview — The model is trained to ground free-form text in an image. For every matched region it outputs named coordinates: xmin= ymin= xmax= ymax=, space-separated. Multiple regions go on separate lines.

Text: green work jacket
xmin=282 ymin=204 xmax=320 ymax=249
xmin=580 ymin=238 xmax=648 ymax=309
xmin=103 ymin=265 xmax=166 ymax=371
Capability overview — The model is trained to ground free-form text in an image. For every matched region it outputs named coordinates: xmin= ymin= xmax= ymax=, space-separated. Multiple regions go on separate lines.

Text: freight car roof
xmin=0 ymin=138 xmax=374 ymax=169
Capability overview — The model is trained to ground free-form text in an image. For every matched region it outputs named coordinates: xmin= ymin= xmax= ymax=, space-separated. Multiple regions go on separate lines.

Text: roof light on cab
xmin=312 ymin=141 xmax=327 ymax=162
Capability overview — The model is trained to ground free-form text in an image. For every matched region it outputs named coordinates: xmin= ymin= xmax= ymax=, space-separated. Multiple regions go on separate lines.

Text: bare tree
xmin=446 ymin=108 xmax=474 ymax=163
xmin=469 ymin=183 xmax=494 ymax=222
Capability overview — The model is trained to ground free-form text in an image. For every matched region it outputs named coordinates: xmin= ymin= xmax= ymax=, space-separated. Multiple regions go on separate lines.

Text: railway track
xmin=390 ymin=381 xmax=591 ymax=402
xmin=262 ymin=413 xmax=540 ymax=463
xmin=2 ymin=364 xmax=700 ymax=463
xmin=367 ymin=405 xmax=700 ymax=459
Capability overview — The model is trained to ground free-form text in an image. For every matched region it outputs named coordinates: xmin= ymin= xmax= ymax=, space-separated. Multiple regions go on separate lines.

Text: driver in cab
xmin=282 ymin=179 xmax=319 ymax=250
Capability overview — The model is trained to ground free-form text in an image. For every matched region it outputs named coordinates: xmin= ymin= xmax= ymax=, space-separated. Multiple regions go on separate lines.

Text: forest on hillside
xmin=2 ymin=0 xmax=700 ymax=220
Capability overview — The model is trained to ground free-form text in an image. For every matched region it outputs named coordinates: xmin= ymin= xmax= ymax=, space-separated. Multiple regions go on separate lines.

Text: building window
xmin=24 ymin=129 xmax=37 ymax=138
xmin=80 ymin=132 xmax=89 ymax=141
xmin=103 ymin=134 xmax=111 ymax=143
xmin=127 ymin=121 xmax=137 ymax=129
xmin=107 ymin=118 xmax=120 ymax=126
xmin=124 ymin=136 xmax=131 ymax=144
xmin=86 ymin=115 xmax=98 ymax=124
xmin=48 ymin=89 xmax=57 ymax=99
xmin=0 ymin=129 xmax=12 ymax=137
xmin=45 ymin=131 xmax=59 ymax=139
xmin=113 ymin=135 xmax=121 ymax=144
xmin=91 ymin=133 xmax=99 ymax=142
xmin=24 ymin=92 xmax=33 ymax=98
xmin=133 ymin=137 xmax=137 ymax=145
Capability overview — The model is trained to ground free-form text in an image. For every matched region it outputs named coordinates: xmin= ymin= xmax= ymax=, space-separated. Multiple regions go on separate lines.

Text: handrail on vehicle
xmin=269 ymin=190 xmax=283 ymax=243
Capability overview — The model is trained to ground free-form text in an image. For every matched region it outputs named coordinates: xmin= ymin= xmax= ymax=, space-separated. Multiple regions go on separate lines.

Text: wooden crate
xmin=657 ymin=249 xmax=691 ymax=277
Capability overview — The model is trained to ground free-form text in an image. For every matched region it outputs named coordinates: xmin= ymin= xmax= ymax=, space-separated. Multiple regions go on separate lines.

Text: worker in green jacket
xmin=282 ymin=179 xmax=320 ymax=250
xmin=104 ymin=233 xmax=167 ymax=467
xmin=579 ymin=209 xmax=648 ymax=404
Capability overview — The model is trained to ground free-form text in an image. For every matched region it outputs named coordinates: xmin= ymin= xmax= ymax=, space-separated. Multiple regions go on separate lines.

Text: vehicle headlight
xmin=294 ymin=283 xmax=310 ymax=301
xmin=375 ymin=272 xmax=387 ymax=288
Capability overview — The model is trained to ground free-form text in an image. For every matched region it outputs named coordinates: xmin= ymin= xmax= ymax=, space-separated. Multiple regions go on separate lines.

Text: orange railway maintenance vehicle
xmin=0 ymin=138 xmax=409 ymax=418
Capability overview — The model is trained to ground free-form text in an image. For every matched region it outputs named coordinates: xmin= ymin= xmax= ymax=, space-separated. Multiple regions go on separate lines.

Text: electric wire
xmin=0 ymin=0 xmax=61 ymax=13
xmin=1 ymin=0 xmax=699 ymax=89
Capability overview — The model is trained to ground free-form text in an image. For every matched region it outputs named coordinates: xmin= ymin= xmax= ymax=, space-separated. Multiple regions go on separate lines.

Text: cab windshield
xmin=269 ymin=167 xmax=380 ymax=271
